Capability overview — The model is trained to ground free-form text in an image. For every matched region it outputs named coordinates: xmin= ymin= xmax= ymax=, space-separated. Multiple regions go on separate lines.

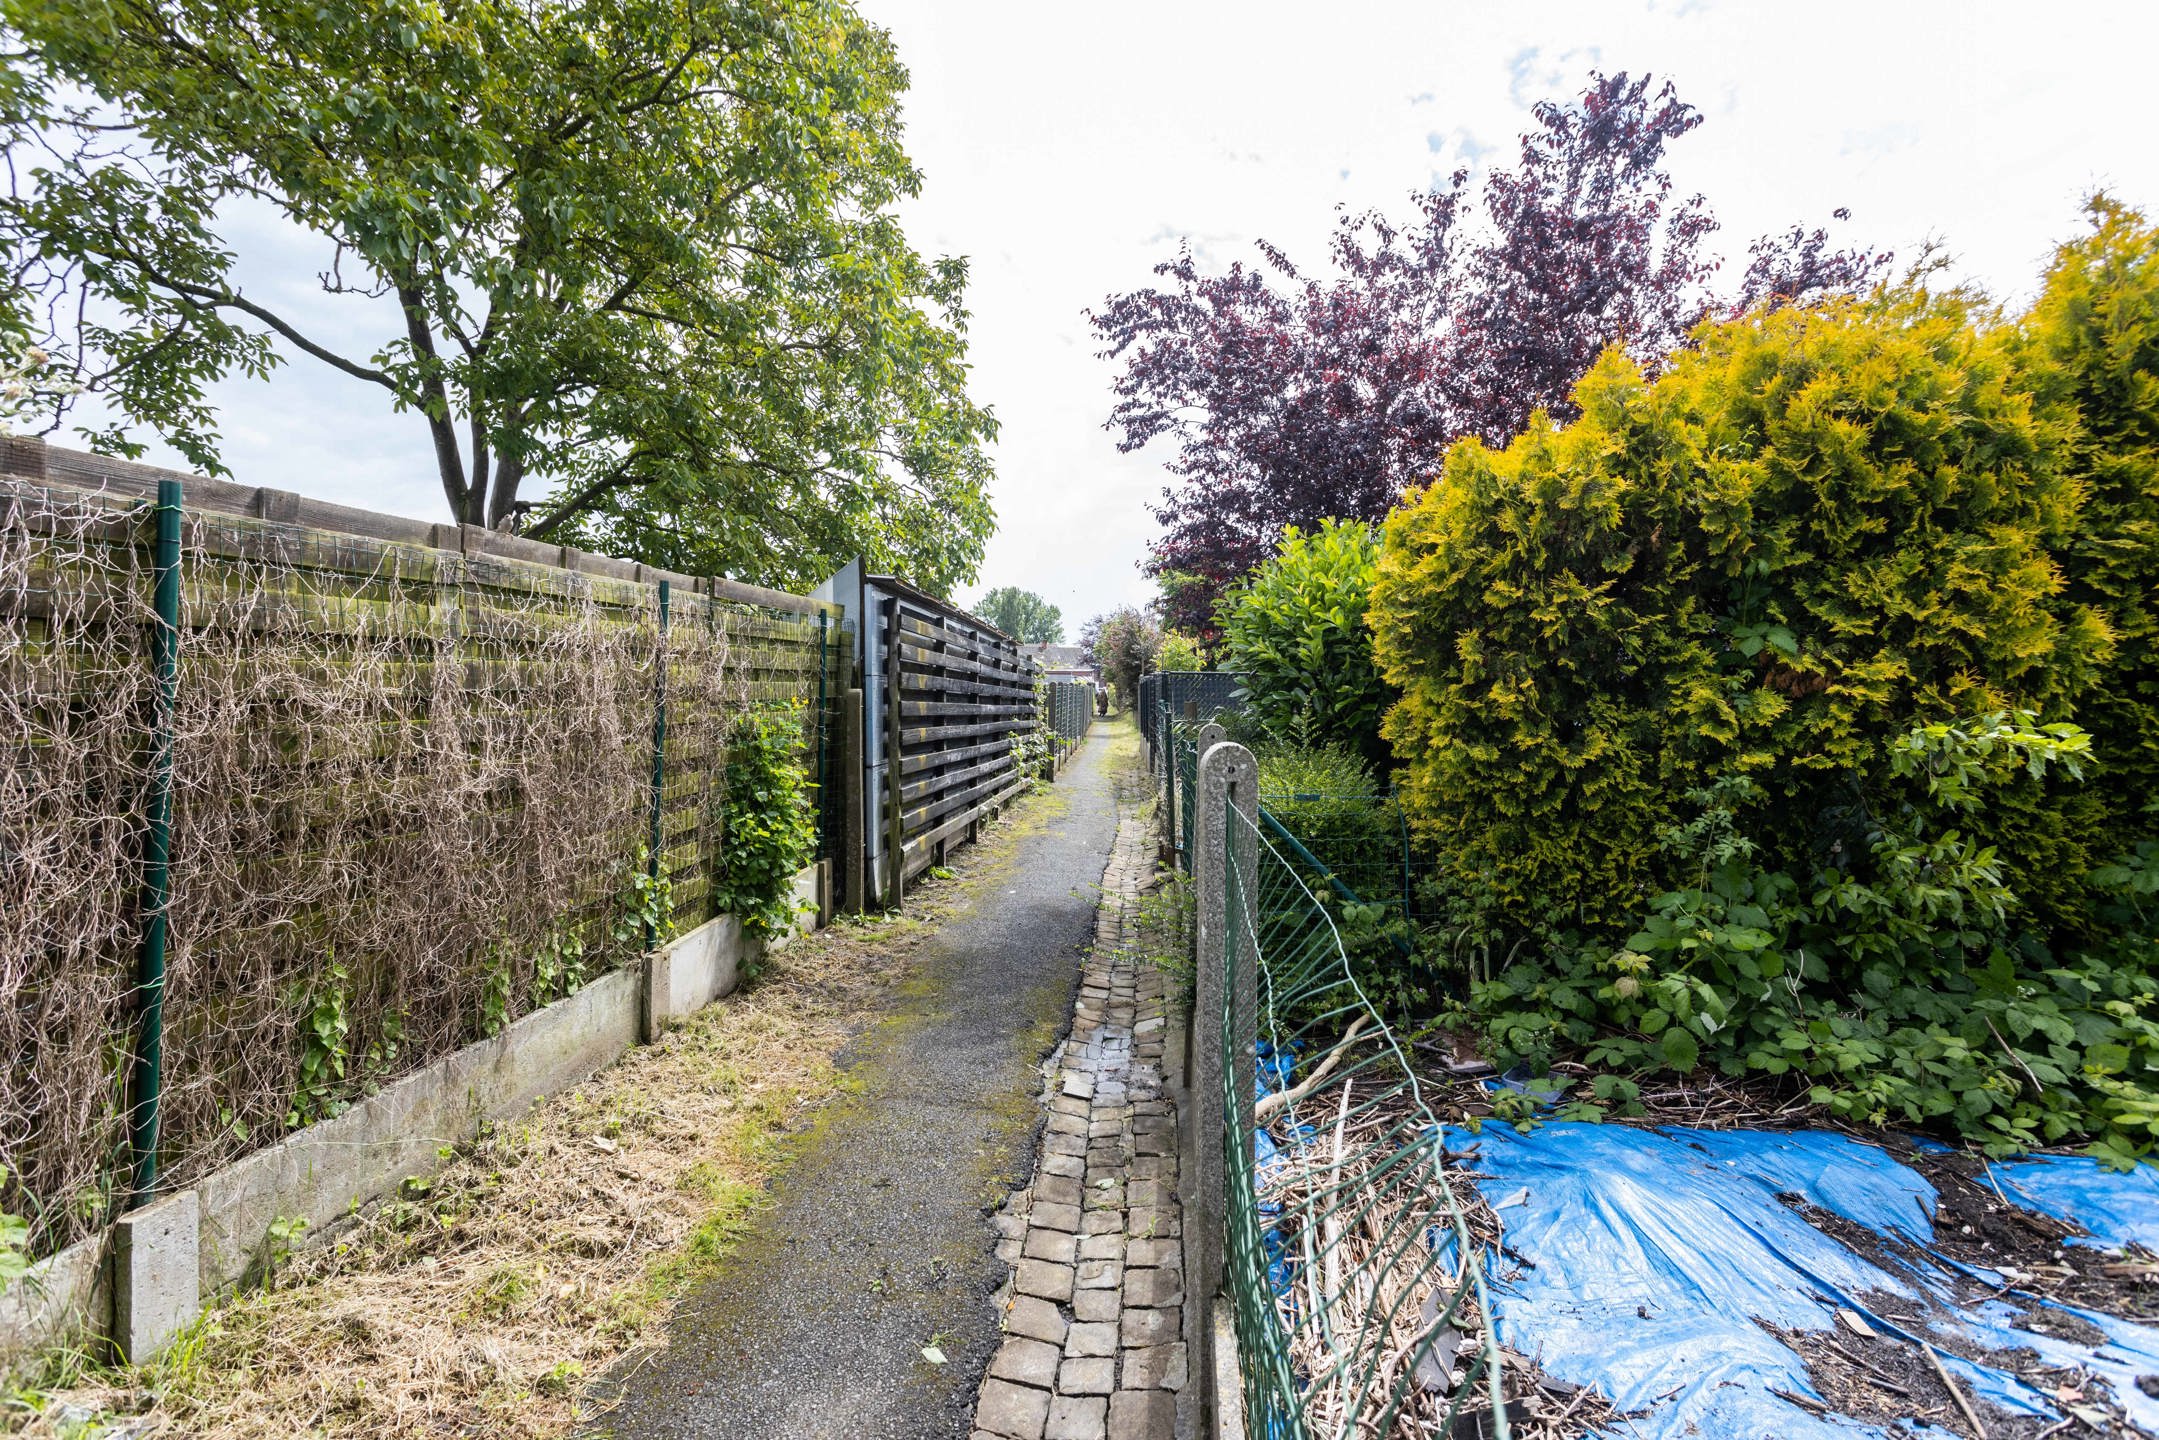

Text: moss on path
xmin=591 ymin=720 xmax=1138 ymax=1440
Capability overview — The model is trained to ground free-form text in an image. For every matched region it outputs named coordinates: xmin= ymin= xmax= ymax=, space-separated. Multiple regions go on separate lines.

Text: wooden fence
xmin=0 ymin=439 xmax=844 ymax=1252
xmin=872 ymin=574 xmax=1036 ymax=900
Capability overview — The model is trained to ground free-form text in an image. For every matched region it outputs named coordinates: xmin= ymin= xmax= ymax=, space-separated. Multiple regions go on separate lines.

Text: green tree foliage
xmin=1222 ymin=520 xmax=1391 ymax=764
xmin=2015 ymin=196 xmax=2159 ymax=864
xmin=0 ymin=0 xmax=995 ymax=595
xmin=1083 ymin=606 xmax=1159 ymax=708
xmin=975 ymin=586 xmax=1064 ymax=643
xmin=1153 ymin=630 xmax=1205 ymax=674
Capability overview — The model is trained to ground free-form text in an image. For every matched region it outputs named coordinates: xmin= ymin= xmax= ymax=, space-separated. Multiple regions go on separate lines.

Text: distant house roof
xmin=1022 ymin=642 xmax=1094 ymax=671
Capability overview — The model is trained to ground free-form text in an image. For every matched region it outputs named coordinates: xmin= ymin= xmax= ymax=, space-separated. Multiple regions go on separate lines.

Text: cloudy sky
xmin=98 ymin=0 xmax=2159 ymax=636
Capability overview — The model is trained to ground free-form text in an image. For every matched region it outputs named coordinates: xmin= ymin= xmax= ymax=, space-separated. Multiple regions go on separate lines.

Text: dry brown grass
xmin=4 ymin=891 xmax=975 ymax=1439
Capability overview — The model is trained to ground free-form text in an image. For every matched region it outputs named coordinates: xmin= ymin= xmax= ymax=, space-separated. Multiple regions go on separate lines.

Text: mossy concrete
xmin=595 ymin=720 xmax=1133 ymax=1439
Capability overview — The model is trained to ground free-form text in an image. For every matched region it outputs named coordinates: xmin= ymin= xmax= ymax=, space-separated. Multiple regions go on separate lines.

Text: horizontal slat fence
xmin=0 ymin=444 xmax=842 ymax=1257
xmin=875 ymin=586 xmax=1037 ymax=896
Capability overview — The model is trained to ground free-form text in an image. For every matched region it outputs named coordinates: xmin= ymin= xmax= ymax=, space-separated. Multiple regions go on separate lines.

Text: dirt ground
xmin=0 ymin=806 xmax=1038 ymax=1440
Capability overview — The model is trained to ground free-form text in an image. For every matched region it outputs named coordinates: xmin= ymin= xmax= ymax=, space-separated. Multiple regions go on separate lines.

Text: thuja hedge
xmin=1371 ymin=201 xmax=2159 ymax=1161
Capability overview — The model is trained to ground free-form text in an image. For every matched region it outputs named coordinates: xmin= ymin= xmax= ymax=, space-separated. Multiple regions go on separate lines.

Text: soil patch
xmin=1897 ymin=1142 xmax=2159 ymax=1323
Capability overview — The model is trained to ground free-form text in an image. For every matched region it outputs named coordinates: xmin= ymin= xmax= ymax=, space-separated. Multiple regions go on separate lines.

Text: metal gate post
xmin=840 ymin=686 xmax=865 ymax=915
xmin=882 ymin=599 xmax=904 ymax=908
xmin=643 ymin=579 xmax=670 ymax=950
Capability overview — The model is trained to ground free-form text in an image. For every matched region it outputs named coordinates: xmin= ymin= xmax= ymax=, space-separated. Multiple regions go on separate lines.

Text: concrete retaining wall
xmin=195 ymin=962 xmax=647 ymax=1299
xmin=0 ymin=862 xmax=827 ymax=1368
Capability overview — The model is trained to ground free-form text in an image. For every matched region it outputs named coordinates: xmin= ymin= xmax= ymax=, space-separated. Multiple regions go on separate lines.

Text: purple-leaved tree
xmin=1092 ymin=72 xmax=1889 ymax=637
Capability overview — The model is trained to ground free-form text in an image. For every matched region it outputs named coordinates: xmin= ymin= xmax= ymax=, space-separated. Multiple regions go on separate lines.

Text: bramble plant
xmin=711 ymin=703 xmax=818 ymax=946
xmin=287 ymin=960 xmax=352 ymax=1130
xmin=1471 ymin=716 xmax=2159 ymax=1165
xmin=610 ymin=845 xmax=675 ymax=956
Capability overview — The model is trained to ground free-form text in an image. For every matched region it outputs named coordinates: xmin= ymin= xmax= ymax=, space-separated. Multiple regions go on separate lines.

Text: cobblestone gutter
xmin=973 ymin=813 xmax=1187 ymax=1440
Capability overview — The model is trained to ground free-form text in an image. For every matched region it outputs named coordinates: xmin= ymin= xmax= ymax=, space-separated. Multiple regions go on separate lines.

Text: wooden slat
xmin=898 ymin=750 xmax=1015 ymax=806
xmin=898 ymin=699 xmax=1031 ymax=721
xmin=898 ymin=735 xmax=1012 ymax=777
xmin=896 ymin=718 xmax=1032 ymax=748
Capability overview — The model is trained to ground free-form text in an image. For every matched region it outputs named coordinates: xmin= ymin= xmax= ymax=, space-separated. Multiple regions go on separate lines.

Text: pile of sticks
xmin=1251 ymin=1071 xmax=1619 ymax=1439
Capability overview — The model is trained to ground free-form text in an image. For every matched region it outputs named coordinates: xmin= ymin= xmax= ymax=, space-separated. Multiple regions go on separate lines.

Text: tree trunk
xmin=397 ymin=283 xmax=473 ymax=523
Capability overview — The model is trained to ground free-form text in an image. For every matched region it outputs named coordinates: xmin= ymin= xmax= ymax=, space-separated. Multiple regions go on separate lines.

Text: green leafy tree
xmin=1153 ymin=630 xmax=1205 ymax=674
xmin=974 ymin=585 xmax=1064 ymax=643
xmin=1220 ymin=519 xmax=1389 ymax=763
xmin=1082 ymin=606 xmax=1159 ymax=708
xmin=0 ymin=0 xmax=995 ymax=595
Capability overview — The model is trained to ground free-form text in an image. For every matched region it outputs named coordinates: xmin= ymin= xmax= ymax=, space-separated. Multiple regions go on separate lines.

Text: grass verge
xmin=3 ymin=864 xmax=1000 ymax=1438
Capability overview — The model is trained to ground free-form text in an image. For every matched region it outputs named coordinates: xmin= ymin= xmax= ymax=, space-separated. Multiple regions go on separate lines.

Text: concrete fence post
xmin=1185 ymin=734 xmax=1256 ymax=1426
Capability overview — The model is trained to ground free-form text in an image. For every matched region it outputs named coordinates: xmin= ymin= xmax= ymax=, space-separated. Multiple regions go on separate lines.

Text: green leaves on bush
xmin=1371 ymin=214 xmax=2159 ymax=1161
xmin=1473 ymin=718 xmax=2159 ymax=1164
xmin=1372 ymin=290 xmax=2105 ymax=936
xmin=2016 ymin=196 xmax=2159 ymax=875
xmin=1222 ymin=520 xmax=1391 ymax=764
xmin=713 ymin=703 xmax=819 ymax=944
xmin=1154 ymin=630 xmax=1206 ymax=675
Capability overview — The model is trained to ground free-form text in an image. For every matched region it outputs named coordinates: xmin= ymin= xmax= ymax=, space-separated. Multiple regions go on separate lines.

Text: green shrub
xmin=1372 ymin=291 xmax=2104 ymax=936
xmin=1153 ymin=630 xmax=1206 ymax=674
xmin=1221 ymin=520 xmax=1391 ymax=763
xmin=1256 ymin=744 xmax=1396 ymax=888
xmin=1251 ymin=744 xmax=1445 ymax=1027
xmin=1473 ymin=714 xmax=2159 ymax=1164
xmin=1371 ymin=262 xmax=2159 ymax=1161
xmin=2015 ymin=195 xmax=2159 ymax=876
xmin=712 ymin=703 xmax=818 ymax=943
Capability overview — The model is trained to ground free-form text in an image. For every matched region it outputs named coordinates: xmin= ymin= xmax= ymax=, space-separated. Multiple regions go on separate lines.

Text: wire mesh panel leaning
xmin=1193 ymin=732 xmax=1523 ymax=1439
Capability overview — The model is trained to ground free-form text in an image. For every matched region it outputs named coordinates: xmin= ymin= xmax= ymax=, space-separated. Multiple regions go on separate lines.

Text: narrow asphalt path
xmin=597 ymin=718 xmax=1134 ymax=1440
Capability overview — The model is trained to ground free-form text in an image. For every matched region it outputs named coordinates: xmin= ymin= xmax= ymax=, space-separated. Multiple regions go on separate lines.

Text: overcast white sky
xmin=105 ymin=0 xmax=2159 ymax=636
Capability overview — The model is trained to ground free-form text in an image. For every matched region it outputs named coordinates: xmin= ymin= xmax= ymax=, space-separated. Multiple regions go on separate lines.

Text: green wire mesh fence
xmin=1188 ymin=734 xmax=1515 ymax=1439
xmin=0 ymin=473 xmax=845 ymax=1253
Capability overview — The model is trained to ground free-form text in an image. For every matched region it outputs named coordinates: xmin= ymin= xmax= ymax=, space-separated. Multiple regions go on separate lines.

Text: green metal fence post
xmin=129 ymin=478 xmax=182 ymax=1205
xmin=1163 ymin=705 xmax=1177 ymax=864
xmin=644 ymin=579 xmax=670 ymax=950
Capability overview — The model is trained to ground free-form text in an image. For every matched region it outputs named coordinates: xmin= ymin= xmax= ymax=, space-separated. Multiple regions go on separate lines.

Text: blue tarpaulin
xmin=1442 ymin=1122 xmax=2159 ymax=1439
xmin=1988 ymin=1154 xmax=2159 ymax=1253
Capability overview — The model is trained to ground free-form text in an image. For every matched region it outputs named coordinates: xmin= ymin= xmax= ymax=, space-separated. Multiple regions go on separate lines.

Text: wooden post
xmin=882 ymin=599 xmax=905 ymax=908
xmin=840 ymin=686 xmax=865 ymax=915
